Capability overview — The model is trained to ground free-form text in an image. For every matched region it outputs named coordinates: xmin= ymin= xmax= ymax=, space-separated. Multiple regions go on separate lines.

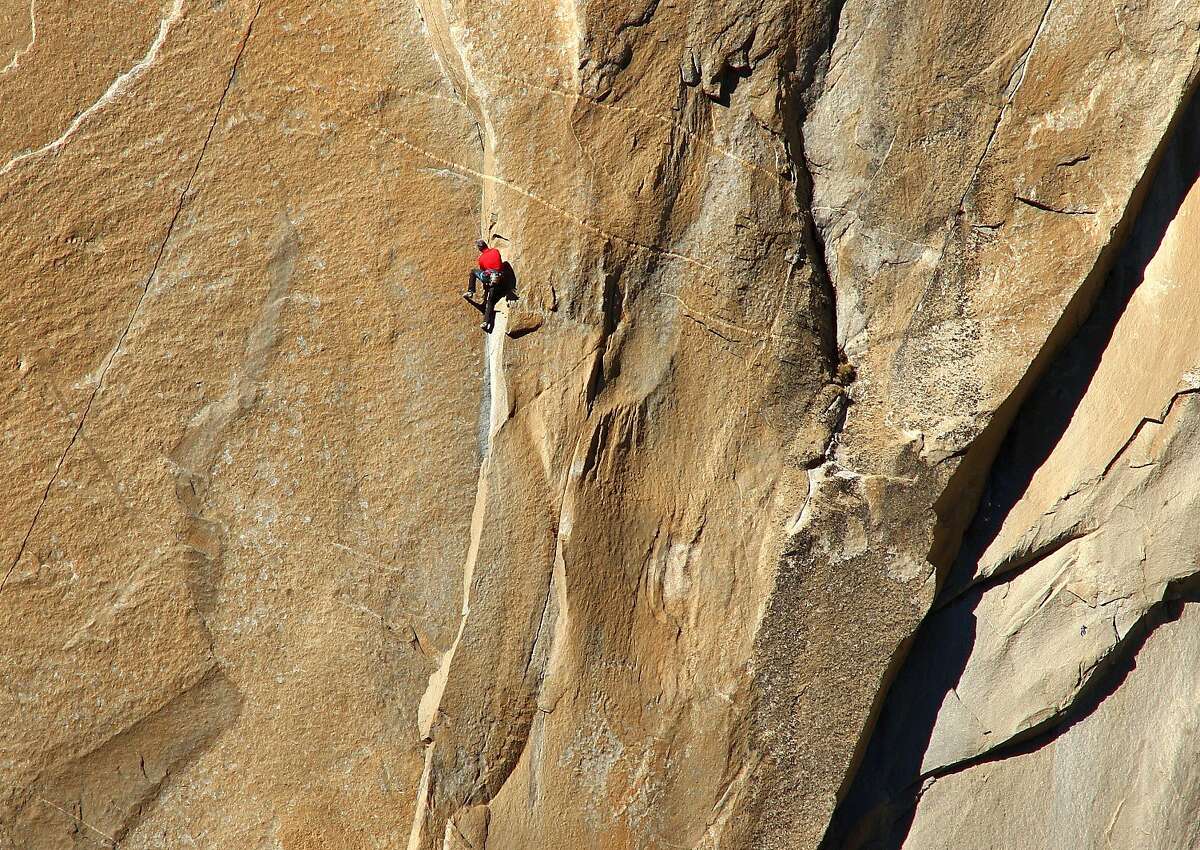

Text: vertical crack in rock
xmin=792 ymin=127 xmax=841 ymax=375
xmin=405 ymin=3 xmax=511 ymax=845
xmin=787 ymin=0 xmax=857 ymax=406
xmin=413 ymin=0 xmax=498 ymax=221
xmin=0 ymin=4 xmax=262 ymax=595
xmin=820 ymin=69 xmax=1200 ymax=850
xmin=709 ymin=4 xmax=863 ymax=845
xmin=406 ymin=313 xmax=518 ymax=849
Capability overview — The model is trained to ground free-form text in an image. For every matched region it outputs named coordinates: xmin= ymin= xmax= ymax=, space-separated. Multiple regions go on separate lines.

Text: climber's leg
xmin=481 ymin=284 xmax=501 ymax=333
xmin=465 ymin=269 xmax=482 ymax=297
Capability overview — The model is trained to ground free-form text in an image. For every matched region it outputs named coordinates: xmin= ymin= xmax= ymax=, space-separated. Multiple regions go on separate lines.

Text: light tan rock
xmin=904 ymin=603 xmax=1200 ymax=850
xmin=2 ymin=2 xmax=483 ymax=846
xmin=503 ymin=304 xmax=542 ymax=338
xmin=881 ymin=155 xmax=1200 ymax=777
xmin=791 ymin=1 xmax=1200 ymax=844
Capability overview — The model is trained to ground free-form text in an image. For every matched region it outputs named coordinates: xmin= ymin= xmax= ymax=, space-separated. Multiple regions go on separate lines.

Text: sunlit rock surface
xmin=1 ymin=1 xmax=1198 ymax=848
xmin=905 ymin=602 xmax=1200 ymax=850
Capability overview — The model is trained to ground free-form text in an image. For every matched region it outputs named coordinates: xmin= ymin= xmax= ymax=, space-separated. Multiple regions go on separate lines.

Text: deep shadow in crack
xmin=707 ymin=63 xmax=752 ymax=107
xmin=819 ymin=81 xmax=1200 ymax=850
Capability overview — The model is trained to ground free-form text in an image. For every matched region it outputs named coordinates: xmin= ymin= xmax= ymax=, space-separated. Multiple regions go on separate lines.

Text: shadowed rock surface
xmin=1 ymin=1 xmax=1198 ymax=848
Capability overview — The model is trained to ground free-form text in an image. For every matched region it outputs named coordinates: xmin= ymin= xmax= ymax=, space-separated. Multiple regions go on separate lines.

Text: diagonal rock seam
xmin=0 ymin=3 xmax=263 ymax=595
xmin=905 ymin=0 xmax=1058 ymax=317
xmin=11 ymin=667 xmax=242 ymax=847
xmin=27 ymin=796 xmax=115 ymax=848
xmin=312 ymin=86 xmax=718 ymax=274
xmin=910 ymin=578 xmax=1200 ymax=794
xmin=932 ymin=386 xmax=1200 ymax=616
xmin=887 ymin=386 xmax=1200 ymax=793
xmin=1014 ymin=194 xmax=1097 ymax=215
xmin=0 ymin=0 xmax=185 ymax=178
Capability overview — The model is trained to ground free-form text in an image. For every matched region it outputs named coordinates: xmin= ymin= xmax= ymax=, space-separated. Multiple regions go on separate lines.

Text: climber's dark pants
xmin=466 ymin=268 xmax=512 ymax=333
xmin=481 ymin=282 xmax=505 ymax=332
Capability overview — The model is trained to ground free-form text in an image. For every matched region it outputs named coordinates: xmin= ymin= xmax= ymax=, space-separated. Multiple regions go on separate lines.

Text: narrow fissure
xmin=405 ymin=4 xmax=511 ymax=845
xmin=792 ymin=0 xmax=853 ymax=380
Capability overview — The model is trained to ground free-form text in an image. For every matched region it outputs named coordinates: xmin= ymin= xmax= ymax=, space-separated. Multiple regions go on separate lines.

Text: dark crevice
xmin=779 ymin=53 xmax=843 ymax=380
xmin=794 ymin=132 xmax=841 ymax=373
xmin=613 ymin=0 xmax=662 ymax=39
xmin=583 ymin=259 xmax=627 ymax=412
xmin=705 ymin=64 xmax=753 ymax=107
xmin=789 ymin=0 xmax=860 ymax=393
xmin=933 ymin=523 xmax=1090 ymax=613
xmin=807 ymin=0 xmax=853 ymax=109
xmin=1014 ymin=194 xmax=1096 ymax=215
xmin=924 ymin=383 xmax=1200 ymax=608
xmin=820 ymin=63 xmax=1200 ymax=850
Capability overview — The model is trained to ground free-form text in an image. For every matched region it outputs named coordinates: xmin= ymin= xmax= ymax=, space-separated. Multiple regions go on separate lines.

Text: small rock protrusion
xmin=727 ymin=48 xmax=750 ymax=71
xmin=680 ymin=49 xmax=701 ymax=86
xmin=506 ymin=306 xmax=544 ymax=338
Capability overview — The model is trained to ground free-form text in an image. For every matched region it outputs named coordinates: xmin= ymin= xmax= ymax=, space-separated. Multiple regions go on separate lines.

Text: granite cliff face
xmin=1 ymin=1 xmax=1198 ymax=848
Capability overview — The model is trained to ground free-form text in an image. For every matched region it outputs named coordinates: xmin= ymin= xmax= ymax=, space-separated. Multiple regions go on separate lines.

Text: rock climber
xmin=463 ymin=239 xmax=511 ymax=334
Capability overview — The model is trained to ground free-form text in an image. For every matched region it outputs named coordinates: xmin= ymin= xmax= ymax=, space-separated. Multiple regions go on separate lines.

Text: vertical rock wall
xmin=1 ymin=1 xmax=1198 ymax=848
